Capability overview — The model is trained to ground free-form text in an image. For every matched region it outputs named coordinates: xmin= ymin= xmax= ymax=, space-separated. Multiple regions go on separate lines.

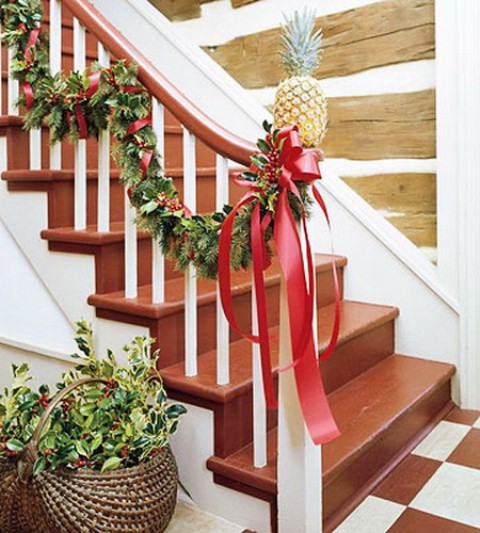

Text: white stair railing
xmin=49 ymin=0 xmax=62 ymax=170
xmin=252 ymin=287 xmax=267 ymax=468
xmin=7 ymin=47 xmax=18 ymax=115
xmin=73 ymin=17 xmax=87 ymax=230
xmin=183 ymin=127 xmax=197 ymax=377
xmin=125 ymin=186 xmax=138 ymax=298
xmin=151 ymin=98 xmax=165 ymax=303
xmin=215 ymin=154 xmax=230 ymax=385
xmin=97 ymin=43 xmax=110 ymax=233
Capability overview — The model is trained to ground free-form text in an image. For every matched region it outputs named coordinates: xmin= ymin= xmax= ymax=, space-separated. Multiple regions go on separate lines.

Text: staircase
xmin=0 ymin=1 xmax=456 ymax=532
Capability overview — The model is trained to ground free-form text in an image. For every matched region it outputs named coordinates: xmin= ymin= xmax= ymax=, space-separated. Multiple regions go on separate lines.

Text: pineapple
xmin=273 ymin=8 xmax=327 ymax=147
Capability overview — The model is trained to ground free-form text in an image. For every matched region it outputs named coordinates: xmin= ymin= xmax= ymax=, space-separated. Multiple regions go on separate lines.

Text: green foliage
xmin=0 ymin=321 xmax=186 ymax=474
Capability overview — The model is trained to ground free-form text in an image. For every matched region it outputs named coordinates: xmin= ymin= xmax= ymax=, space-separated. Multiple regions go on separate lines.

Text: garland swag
xmin=0 ymin=0 xmax=314 ymax=280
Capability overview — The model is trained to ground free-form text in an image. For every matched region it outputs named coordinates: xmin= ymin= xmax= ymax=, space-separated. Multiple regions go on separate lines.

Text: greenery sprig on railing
xmin=1 ymin=0 xmax=312 ymax=279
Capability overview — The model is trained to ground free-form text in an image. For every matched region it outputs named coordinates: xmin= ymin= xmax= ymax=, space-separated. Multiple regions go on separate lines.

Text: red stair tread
xmin=2 ymin=169 xmax=122 ymax=182
xmin=323 ymin=354 xmax=455 ymax=481
xmin=162 ymin=300 xmax=397 ymax=403
xmin=88 ymin=254 xmax=347 ymax=319
xmin=207 ymin=354 xmax=455 ymax=494
xmin=41 ymin=221 xmax=151 ymax=246
xmin=0 ymin=116 xmax=24 ymax=129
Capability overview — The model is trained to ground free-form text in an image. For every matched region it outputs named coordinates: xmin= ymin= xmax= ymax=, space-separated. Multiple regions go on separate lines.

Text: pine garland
xmin=1 ymin=0 xmax=314 ymax=280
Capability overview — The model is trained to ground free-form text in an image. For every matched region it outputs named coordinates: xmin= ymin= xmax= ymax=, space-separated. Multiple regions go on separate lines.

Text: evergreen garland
xmin=1 ymin=0 xmax=315 ymax=280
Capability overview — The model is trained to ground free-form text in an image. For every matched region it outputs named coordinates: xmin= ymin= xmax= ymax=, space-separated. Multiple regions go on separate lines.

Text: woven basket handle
xmin=17 ymin=377 xmax=109 ymax=484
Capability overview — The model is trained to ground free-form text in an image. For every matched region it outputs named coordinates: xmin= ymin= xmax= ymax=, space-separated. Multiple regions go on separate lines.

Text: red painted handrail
xmin=61 ymin=0 xmax=255 ymax=166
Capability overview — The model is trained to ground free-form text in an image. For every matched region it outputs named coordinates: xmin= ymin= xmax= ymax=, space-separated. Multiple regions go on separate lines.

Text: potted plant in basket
xmin=0 ymin=321 xmax=186 ymax=533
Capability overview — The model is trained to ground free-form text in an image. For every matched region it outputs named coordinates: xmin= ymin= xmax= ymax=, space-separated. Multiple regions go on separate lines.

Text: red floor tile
xmin=444 ymin=407 xmax=480 ymax=426
xmin=387 ymin=508 xmax=479 ymax=532
xmin=447 ymin=428 xmax=480 ymax=470
xmin=372 ymin=455 xmax=441 ymax=505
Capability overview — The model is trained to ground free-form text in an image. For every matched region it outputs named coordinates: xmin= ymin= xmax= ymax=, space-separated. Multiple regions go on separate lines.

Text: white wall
xmin=0 ymin=218 xmax=77 ymax=357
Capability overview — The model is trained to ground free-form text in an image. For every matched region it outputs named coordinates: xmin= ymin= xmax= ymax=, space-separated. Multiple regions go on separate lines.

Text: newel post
xmin=277 ymin=273 xmax=322 ymax=532
xmin=436 ymin=0 xmax=480 ymax=409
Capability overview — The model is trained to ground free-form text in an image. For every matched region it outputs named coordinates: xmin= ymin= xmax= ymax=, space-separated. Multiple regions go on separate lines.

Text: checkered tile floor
xmin=334 ymin=408 xmax=480 ymax=532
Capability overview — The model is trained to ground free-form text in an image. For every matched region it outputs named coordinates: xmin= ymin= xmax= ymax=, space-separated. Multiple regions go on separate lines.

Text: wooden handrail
xmin=61 ymin=0 xmax=255 ymax=166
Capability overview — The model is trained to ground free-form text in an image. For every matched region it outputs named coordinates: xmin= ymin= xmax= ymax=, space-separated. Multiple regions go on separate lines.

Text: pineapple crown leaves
xmin=280 ymin=8 xmax=323 ymax=77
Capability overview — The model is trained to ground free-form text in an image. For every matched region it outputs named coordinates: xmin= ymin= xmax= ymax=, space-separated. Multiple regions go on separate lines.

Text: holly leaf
xmin=75 ymin=440 xmax=90 ymax=457
xmin=90 ymin=433 xmax=103 ymax=452
xmin=33 ymin=456 xmax=47 ymax=476
xmin=101 ymin=456 xmax=122 ymax=472
xmin=256 ymin=139 xmax=270 ymax=154
xmin=6 ymin=439 xmax=24 ymax=452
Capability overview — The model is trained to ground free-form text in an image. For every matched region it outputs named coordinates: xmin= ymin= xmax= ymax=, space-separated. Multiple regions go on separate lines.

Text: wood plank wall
xmin=148 ymin=0 xmax=247 ymax=21
xmin=149 ymin=0 xmax=437 ymax=253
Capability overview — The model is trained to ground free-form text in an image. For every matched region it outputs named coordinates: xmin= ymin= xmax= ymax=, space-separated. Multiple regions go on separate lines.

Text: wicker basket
xmin=0 ymin=378 xmax=179 ymax=532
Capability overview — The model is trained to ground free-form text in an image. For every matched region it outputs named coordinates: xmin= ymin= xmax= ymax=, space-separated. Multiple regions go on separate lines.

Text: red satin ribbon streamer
xmin=86 ymin=71 xmax=101 ymax=99
xmin=126 ymin=116 xmax=152 ymax=136
xmin=76 ymin=72 xmax=101 ymax=139
xmin=140 ymin=149 xmax=153 ymax=177
xmin=17 ymin=25 xmax=40 ymax=109
xmin=21 ymin=82 xmax=34 ymax=110
xmin=126 ymin=116 xmax=153 ymax=177
xmin=218 ymin=126 xmax=340 ymax=445
xmin=24 ymin=27 xmax=40 ymax=63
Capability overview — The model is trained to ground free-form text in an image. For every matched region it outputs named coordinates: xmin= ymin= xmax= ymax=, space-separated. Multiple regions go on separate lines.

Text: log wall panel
xmin=387 ymin=214 xmax=436 ymax=248
xmin=231 ymin=0 xmax=259 ymax=7
xmin=342 ymin=174 xmax=436 ymax=215
xmin=204 ymin=0 xmax=434 ymax=89
xmin=322 ymin=90 xmax=435 ymax=160
xmin=148 ymin=0 xmax=202 ymax=21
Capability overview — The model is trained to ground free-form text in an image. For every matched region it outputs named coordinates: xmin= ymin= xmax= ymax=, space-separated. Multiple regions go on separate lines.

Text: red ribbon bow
xmin=17 ymin=24 xmax=40 ymax=109
xmin=127 ymin=115 xmax=154 ymax=177
xmin=74 ymin=71 xmax=101 ymax=140
xmin=219 ymin=125 xmax=340 ymax=445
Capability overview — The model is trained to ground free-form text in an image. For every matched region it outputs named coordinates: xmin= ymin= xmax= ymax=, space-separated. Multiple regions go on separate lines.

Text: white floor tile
xmin=165 ymin=502 xmax=245 ymax=533
xmin=410 ymin=462 xmax=480 ymax=528
xmin=333 ymin=496 xmax=405 ymax=533
xmin=412 ymin=421 xmax=470 ymax=461
xmin=474 ymin=417 xmax=480 ymax=429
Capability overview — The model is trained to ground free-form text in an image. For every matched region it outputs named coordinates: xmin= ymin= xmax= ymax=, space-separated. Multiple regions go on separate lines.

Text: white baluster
xmin=151 ymin=98 xmax=165 ymax=303
xmin=27 ymin=14 xmax=42 ymax=169
xmin=49 ymin=0 xmax=62 ymax=169
xmin=252 ymin=287 xmax=267 ymax=467
xmin=125 ymin=187 xmax=138 ymax=298
xmin=73 ymin=18 xmax=86 ymax=230
xmin=152 ymin=98 xmax=165 ymax=156
xmin=7 ymin=48 xmax=18 ymax=116
xmin=216 ymin=154 xmax=230 ymax=384
xmin=29 ymin=129 xmax=42 ymax=170
xmin=97 ymin=43 xmax=110 ymax=232
xmin=183 ymin=127 xmax=197 ymax=376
